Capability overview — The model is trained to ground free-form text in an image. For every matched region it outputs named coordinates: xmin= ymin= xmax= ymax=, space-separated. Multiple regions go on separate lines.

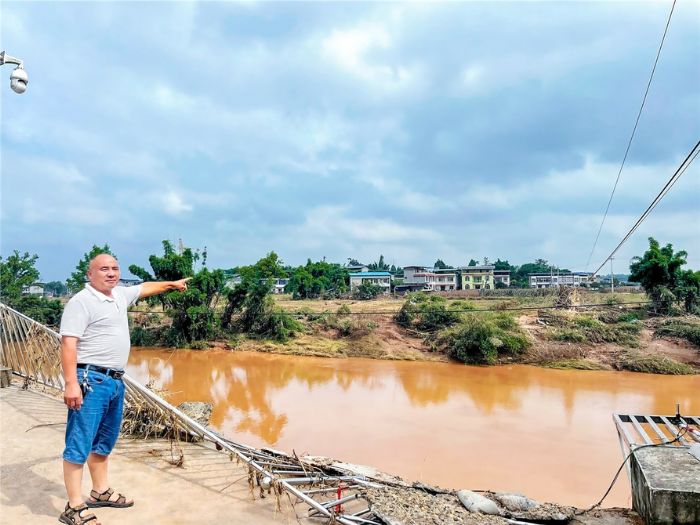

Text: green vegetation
xmin=353 ymin=281 xmax=383 ymax=300
xmin=44 ymin=281 xmax=68 ymax=297
xmin=654 ymin=318 xmax=700 ymax=347
xmin=0 ymin=250 xmax=63 ymax=325
xmin=395 ymin=293 xmax=460 ymax=332
xmin=630 ymin=237 xmax=700 ymax=314
xmin=543 ymin=312 xmax=641 ymax=347
xmin=436 ymin=313 xmax=531 ymax=365
xmin=130 ymin=241 xmax=225 ymax=346
xmin=220 ymin=253 xmax=301 ymax=342
xmin=395 ymin=293 xmax=529 ymax=364
xmin=66 ymin=244 xmax=115 ymax=293
xmin=285 ymin=259 xmax=348 ymax=299
xmin=617 ymin=350 xmax=696 ymax=375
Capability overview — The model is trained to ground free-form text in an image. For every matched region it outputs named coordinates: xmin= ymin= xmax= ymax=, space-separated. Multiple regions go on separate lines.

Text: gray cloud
xmin=1 ymin=1 xmax=698 ymax=280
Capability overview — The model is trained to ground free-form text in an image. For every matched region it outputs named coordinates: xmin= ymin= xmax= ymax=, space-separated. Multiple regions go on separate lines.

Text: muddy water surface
xmin=127 ymin=348 xmax=699 ymax=508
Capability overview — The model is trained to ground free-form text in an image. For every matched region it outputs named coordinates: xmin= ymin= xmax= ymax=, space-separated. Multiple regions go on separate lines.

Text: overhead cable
xmin=585 ymin=0 xmax=678 ymax=269
xmin=592 ymin=139 xmax=700 ymax=276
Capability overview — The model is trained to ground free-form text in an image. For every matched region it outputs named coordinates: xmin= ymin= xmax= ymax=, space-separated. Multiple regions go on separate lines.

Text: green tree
xmin=44 ymin=281 xmax=68 ymax=297
xmin=286 ymin=260 xmax=349 ymax=299
xmin=368 ymin=255 xmax=390 ymax=271
xmin=511 ymin=260 xmax=551 ymax=287
xmin=347 ymin=258 xmax=362 ymax=266
xmin=676 ymin=270 xmax=700 ymax=314
xmin=493 ymin=259 xmax=512 ymax=271
xmin=66 ymin=244 xmax=115 ymax=293
xmin=629 ymin=237 xmax=689 ymax=314
xmin=434 ymin=259 xmax=450 ymax=269
xmin=221 ymin=254 xmax=300 ymax=341
xmin=237 ymin=252 xmax=286 ymax=283
xmin=467 ymin=259 xmax=478 ymax=266
xmin=130 ymin=241 xmax=224 ymax=345
xmin=0 ymin=251 xmax=63 ymax=325
xmin=0 ymin=251 xmax=40 ymax=303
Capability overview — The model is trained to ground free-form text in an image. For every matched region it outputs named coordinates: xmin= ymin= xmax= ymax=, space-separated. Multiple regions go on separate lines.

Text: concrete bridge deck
xmin=0 ymin=383 xmax=305 ymax=525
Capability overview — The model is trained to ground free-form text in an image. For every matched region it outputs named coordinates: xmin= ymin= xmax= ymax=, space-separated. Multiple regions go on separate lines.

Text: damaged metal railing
xmin=0 ymin=303 xmax=382 ymax=525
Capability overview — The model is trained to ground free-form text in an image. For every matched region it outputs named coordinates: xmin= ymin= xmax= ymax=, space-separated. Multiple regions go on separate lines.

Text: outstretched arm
xmin=139 ymin=278 xmax=191 ymax=298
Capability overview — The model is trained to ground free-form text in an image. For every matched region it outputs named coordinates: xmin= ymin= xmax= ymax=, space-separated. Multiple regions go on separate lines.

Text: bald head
xmin=87 ymin=254 xmax=120 ymax=295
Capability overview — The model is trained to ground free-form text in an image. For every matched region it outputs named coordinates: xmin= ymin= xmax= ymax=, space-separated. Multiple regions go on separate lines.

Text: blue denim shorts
xmin=63 ymin=368 xmax=125 ymax=464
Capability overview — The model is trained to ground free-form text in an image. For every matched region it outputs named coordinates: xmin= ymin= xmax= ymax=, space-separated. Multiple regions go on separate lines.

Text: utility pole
xmin=610 ymin=257 xmax=615 ymax=294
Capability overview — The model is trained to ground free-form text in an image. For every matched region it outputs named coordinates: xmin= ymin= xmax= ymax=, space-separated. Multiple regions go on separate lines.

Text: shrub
xmin=617 ymin=350 xmax=696 ymax=375
xmin=395 ymin=293 xmax=460 ymax=332
xmin=437 ymin=313 xmax=531 ymax=365
xmin=336 ymin=317 xmax=375 ymax=338
xmin=353 ymin=282 xmax=384 ymax=300
xmin=604 ymin=294 xmax=622 ymax=306
xmin=655 ymin=319 xmax=700 ymax=347
xmin=336 ymin=304 xmax=351 ymax=317
xmin=541 ymin=311 xmax=640 ymax=347
xmin=550 ymin=328 xmax=586 ymax=343
xmin=130 ymin=326 xmax=162 ymax=347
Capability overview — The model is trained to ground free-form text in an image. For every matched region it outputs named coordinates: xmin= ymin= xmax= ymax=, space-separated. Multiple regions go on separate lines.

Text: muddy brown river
xmin=127 ymin=348 xmax=698 ymax=508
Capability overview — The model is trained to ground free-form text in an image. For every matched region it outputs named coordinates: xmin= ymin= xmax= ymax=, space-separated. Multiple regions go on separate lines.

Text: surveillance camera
xmin=10 ymin=66 xmax=28 ymax=94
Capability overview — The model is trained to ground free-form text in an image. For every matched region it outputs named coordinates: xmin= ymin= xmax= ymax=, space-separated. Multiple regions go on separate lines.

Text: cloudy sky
xmin=1 ymin=1 xmax=698 ymax=281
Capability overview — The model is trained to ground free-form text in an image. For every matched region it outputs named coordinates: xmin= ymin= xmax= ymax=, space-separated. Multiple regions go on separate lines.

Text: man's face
xmin=87 ymin=255 xmax=120 ymax=293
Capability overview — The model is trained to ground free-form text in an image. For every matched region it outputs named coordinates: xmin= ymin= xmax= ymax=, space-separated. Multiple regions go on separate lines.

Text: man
xmin=58 ymin=253 xmax=190 ymax=525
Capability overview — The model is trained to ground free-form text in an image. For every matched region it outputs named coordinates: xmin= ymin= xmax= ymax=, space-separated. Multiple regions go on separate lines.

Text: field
xmin=272 ymin=291 xmax=648 ymax=314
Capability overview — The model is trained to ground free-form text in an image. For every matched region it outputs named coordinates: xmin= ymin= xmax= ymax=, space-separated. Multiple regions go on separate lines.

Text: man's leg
xmin=86 ymin=452 xmax=109 ymax=494
xmin=86 ymin=378 xmax=133 ymax=507
xmin=63 ymin=460 xmax=85 ymax=507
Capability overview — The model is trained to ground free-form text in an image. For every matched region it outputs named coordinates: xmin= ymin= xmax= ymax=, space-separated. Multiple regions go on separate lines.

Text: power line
xmin=592 ymin=139 xmax=700 ymax=276
xmin=585 ymin=0 xmax=678 ymax=270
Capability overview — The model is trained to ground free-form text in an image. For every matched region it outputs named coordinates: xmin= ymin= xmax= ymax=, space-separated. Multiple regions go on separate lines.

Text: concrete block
xmin=630 ymin=446 xmax=700 ymax=525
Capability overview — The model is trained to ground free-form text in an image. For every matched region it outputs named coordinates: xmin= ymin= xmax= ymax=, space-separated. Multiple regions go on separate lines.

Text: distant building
xmin=402 ymin=266 xmax=427 ymax=282
xmin=271 ymin=278 xmax=289 ymax=294
xmin=459 ymin=265 xmax=495 ymax=290
xmin=401 ymin=266 xmax=456 ymax=292
xmin=22 ymin=283 xmax=45 ymax=296
xmin=224 ymin=274 xmax=289 ymax=293
xmin=346 ymin=264 xmax=369 ymax=273
xmin=349 ymin=271 xmax=392 ymax=294
xmin=529 ymin=272 xmax=593 ymax=288
xmin=118 ymin=278 xmax=142 ymax=287
xmin=493 ymin=270 xmax=511 ymax=287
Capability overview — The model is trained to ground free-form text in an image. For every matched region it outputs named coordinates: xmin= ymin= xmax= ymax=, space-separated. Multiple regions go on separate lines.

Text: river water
xmin=127 ymin=348 xmax=698 ymax=508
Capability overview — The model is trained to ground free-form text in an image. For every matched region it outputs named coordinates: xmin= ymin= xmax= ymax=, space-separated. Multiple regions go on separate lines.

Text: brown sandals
xmin=86 ymin=487 xmax=134 ymax=508
xmin=59 ymin=502 xmax=99 ymax=525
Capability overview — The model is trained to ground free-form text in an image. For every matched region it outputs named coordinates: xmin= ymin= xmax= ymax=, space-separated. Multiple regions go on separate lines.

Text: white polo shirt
xmin=59 ymin=284 xmax=143 ymax=370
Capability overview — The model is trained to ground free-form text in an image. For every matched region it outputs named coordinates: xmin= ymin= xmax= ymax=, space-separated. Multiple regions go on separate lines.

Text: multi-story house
xmin=349 ymin=271 xmax=392 ymax=294
xmin=459 ymin=265 xmax=495 ymax=290
xmin=528 ymin=272 xmax=593 ymax=288
xmin=493 ymin=270 xmax=511 ymax=287
xmin=402 ymin=266 xmax=456 ymax=291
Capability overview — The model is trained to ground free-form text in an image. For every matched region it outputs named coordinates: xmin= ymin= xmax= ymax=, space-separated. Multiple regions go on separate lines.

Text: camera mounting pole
xmin=0 ymin=51 xmax=23 ymax=67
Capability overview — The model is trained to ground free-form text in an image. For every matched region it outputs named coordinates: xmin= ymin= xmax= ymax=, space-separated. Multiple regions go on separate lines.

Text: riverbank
xmin=217 ymin=312 xmax=700 ymax=375
xmin=129 ymin=293 xmax=700 ymax=374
